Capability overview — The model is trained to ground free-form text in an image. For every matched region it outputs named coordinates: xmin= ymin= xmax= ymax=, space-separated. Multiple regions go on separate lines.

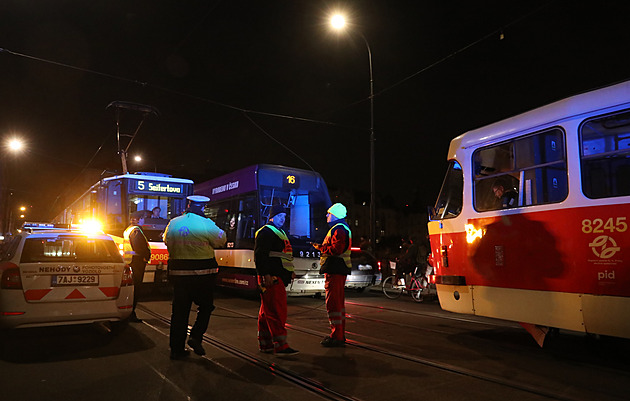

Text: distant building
xmin=328 ymin=187 xmax=428 ymax=248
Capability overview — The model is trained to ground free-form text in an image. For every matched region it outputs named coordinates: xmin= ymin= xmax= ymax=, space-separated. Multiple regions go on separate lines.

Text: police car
xmin=0 ymin=223 xmax=134 ymax=330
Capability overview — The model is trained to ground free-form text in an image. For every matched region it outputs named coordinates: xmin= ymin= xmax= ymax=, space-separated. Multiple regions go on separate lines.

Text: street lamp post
xmin=2 ymin=136 xmax=26 ymax=233
xmin=330 ymin=15 xmax=376 ymax=251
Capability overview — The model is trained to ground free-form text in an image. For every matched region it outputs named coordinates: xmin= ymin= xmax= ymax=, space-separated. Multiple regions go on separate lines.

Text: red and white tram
xmin=428 ymin=79 xmax=630 ymax=344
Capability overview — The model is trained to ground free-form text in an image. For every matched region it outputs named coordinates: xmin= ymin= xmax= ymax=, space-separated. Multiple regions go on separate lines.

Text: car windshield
xmin=20 ymin=236 xmax=123 ymax=263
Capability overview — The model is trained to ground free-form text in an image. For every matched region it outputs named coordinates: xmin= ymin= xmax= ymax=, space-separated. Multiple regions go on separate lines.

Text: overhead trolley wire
xmin=375 ymin=1 xmax=554 ymax=97
xmin=0 ymin=46 xmax=338 ymax=199
xmin=318 ymin=1 xmax=555 ymax=117
xmin=1 ymin=1 xmax=554 ymax=186
xmin=1 ymin=2 xmax=554 ymax=124
xmin=0 ymin=47 xmax=353 ymax=131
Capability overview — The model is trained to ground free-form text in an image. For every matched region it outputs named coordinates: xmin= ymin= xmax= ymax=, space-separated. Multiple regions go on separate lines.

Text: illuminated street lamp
xmin=331 ymin=14 xmax=346 ymax=30
xmin=133 ymin=153 xmax=157 ymax=173
xmin=330 ymin=13 xmax=376 ymax=251
xmin=7 ymin=138 xmax=25 ymax=153
xmin=2 ymin=136 xmax=27 ymax=233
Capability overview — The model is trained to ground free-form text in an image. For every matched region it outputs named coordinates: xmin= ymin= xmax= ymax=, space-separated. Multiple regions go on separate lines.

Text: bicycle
xmin=381 ymin=266 xmax=432 ymax=302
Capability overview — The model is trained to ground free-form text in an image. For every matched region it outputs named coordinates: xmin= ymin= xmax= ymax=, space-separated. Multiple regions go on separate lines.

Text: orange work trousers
xmin=325 ymin=273 xmax=347 ymax=341
xmin=257 ymin=277 xmax=289 ymax=352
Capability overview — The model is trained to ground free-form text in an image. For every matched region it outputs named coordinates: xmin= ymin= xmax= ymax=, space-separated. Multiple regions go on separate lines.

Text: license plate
xmin=298 ymin=280 xmax=324 ymax=285
xmin=52 ymin=275 xmax=99 ymax=286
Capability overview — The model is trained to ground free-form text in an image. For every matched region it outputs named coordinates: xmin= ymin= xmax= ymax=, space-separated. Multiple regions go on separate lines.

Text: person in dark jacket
xmin=313 ymin=203 xmax=352 ymax=347
xmin=123 ymin=211 xmax=152 ymax=323
xmin=492 ymin=178 xmax=519 ymax=209
xmin=254 ymin=204 xmax=299 ymax=356
xmin=397 ymin=238 xmax=418 ymax=284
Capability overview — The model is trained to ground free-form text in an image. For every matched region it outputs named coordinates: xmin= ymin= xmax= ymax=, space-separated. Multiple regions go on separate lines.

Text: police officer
xmin=254 ymin=204 xmax=299 ymax=356
xmin=123 ymin=211 xmax=151 ymax=323
xmin=163 ymin=195 xmax=226 ymax=360
xmin=313 ymin=203 xmax=352 ymax=347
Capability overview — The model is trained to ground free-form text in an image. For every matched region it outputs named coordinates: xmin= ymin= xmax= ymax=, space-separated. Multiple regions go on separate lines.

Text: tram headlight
xmin=465 ymin=224 xmax=485 ymax=244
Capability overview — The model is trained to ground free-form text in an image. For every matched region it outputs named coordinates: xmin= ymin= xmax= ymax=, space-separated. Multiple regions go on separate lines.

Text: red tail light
xmin=121 ymin=265 xmax=134 ymax=287
xmin=0 ymin=263 xmax=22 ymax=289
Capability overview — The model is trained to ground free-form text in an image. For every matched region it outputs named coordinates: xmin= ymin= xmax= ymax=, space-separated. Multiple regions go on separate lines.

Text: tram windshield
xmin=127 ymin=195 xmax=185 ymax=241
xmin=259 ymin=185 xmax=330 ymax=241
xmin=431 ymin=160 xmax=463 ymax=220
xmin=258 ymin=166 xmax=330 ymax=243
xmin=203 ymin=165 xmax=331 ymax=249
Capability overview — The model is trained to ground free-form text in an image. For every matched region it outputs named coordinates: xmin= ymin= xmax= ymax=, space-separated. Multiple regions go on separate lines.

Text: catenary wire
xmin=1 ymin=1 xmax=553 ymax=132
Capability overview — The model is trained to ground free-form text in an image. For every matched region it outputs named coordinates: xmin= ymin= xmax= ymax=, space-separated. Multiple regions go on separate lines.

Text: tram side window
xmin=236 ymin=195 xmax=257 ymax=249
xmin=205 ymin=195 xmax=256 ymax=249
xmin=106 ymin=180 xmax=124 ymax=233
xmin=206 ymin=200 xmax=235 ymax=248
xmin=580 ymin=109 xmax=630 ymax=198
xmin=432 ymin=161 xmax=463 ymax=220
xmin=473 ymin=128 xmax=567 ymax=211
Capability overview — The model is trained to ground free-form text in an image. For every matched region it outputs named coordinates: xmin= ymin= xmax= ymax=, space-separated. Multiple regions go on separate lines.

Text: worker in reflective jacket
xmin=163 ymin=195 xmax=226 ymax=360
xmin=313 ymin=203 xmax=352 ymax=347
xmin=254 ymin=204 xmax=299 ymax=356
xmin=123 ymin=211 xmax=151 ymax=323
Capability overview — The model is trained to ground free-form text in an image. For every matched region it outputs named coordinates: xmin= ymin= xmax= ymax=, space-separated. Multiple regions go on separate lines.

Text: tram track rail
xmin=135 ymin=296 xmax=629 ymax=401
xmin=213 ymin=304 xmax=617 ymax=401
xmin=287 ymin=297 xmax=521 ymax=331
xmin=342 ymin=299 xmax=630 ymax=377
xmin=138 ymin=304 xmax=364 ymax=401
xmin=345 ymin=299 xmax=521 ymax=328
xmin=286 ymin=298 xmax=520 ymax=337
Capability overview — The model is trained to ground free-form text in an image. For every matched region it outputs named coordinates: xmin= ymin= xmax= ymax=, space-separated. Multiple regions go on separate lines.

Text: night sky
xmin=2 ymin=1 xmax=630 ymax=221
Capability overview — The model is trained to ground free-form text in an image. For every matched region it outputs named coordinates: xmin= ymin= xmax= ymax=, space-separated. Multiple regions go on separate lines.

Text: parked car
xmin=346 ymin=248 xmax=381 ymax=292
xmin=0 ymin=223 xmax=134 ymax=330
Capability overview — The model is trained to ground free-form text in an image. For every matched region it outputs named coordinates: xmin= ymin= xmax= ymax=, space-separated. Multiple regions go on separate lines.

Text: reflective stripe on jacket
xmin=123 ymin=225 xmax=151 ymax=265
xmin=255 ymin=224 xmax=294 ymax=272
xmin=319 ymin=222 xmax=352 ymax=272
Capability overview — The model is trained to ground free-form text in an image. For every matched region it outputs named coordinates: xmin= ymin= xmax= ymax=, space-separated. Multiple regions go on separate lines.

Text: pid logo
xmin=588 ymin=235 xmax=620 ymax=259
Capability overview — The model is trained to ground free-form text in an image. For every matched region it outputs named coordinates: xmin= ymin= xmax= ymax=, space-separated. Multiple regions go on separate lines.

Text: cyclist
xmin=397 ymin=238 xmax=417 ymax=288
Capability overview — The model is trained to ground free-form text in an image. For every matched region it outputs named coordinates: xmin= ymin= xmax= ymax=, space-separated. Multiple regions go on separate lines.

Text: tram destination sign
xmin=195 ymin=165 xmax=258 ymax=201
xmin=130 ymin=179 xmax=184 ymax=195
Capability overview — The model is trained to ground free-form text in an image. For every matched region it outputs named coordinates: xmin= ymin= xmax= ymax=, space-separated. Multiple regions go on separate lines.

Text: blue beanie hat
xmin=327 ymin=203 xmax=347 ymax=219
